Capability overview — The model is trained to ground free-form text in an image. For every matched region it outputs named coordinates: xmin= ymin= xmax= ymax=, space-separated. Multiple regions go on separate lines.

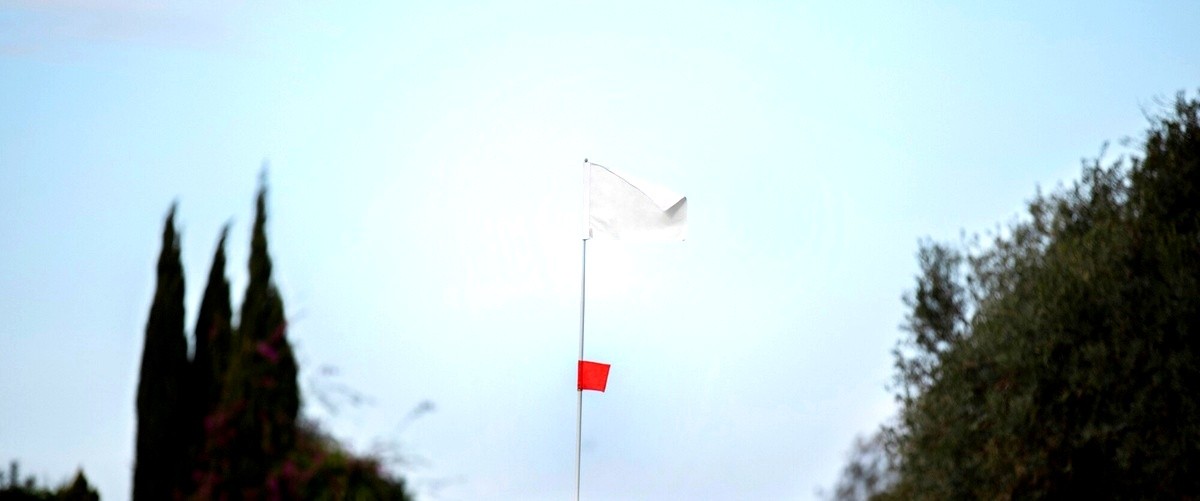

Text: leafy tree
xmin=830 ymin=92 xmax=1200 ymax=499
xmin=133 ymin=205 xmax=190 ymax=501
xmin=283 ymin=420 xmax=412 ymax=500
xmin=827 ymin=433 xmax=897 ymax=501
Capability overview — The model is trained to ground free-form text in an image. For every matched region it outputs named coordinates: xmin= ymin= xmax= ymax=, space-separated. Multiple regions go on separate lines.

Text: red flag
xmin=578 ymin=360 xmax=611 ymax=392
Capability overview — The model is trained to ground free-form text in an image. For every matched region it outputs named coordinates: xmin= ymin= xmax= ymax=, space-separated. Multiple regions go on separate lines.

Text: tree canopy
xmin=831 ymin=92 xmax=1200 ymax=499
xmin=133 ymin=205 xmax=189 ymax=501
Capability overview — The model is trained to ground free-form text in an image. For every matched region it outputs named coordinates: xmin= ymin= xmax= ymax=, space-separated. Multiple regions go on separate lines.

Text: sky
xmin=1 ymin=1 xmax=1197 ymax=499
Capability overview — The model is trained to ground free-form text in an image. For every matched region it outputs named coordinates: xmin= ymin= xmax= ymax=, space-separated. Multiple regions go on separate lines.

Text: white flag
xmin=585 ymin=162 xmax=687 ymax=240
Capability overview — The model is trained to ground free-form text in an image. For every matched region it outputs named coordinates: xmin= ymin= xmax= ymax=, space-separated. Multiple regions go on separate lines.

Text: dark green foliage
xmin=192 ymin=420 xmax=412 ymax=500
xmin=133 ymin=206 xmax=190 ymax=501
xmin=0 ymin=462 xmax=99 ymax=501
xmin=136 ymin=177 xmax=411 ymax=500
xmin=827 ymin=433 xmax=896 ymax=501
xmin=192 ymin=177 xmax=314 ymax=499
xmin=216 ymin=180 xmax=301 ymax=494
xmin=0 ymin=460 xmax=45 ymax=501
xmin=192 ymin=226 xmax=233 ymax=416
xmin=56 ymin=472 xmax=99 ymax=501
xmin=186 ymin=226 xmax=232 ymax=490
xmin=831 ymin=93 xmax=1200 ymax=499
xmin=289 ymin=421 xmax=412 ymax=500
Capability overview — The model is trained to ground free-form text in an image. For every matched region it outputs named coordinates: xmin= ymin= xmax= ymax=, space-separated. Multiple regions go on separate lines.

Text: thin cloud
xmin=0 ymin=0 xmax=261 ymax=56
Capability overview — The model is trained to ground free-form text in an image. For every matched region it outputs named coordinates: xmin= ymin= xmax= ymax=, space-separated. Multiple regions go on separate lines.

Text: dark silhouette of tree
xmin=137 ymin=175 xmax=411 ymax=500
xmin=187 ymin=225 xmax=232 ymax=489
xmin=0 ymin=462 xmax=99 ymax=501
xmin=201 ymin=176 xmax=301 ymax=497
xmin=829 ymin=92 xmax=1200 ymax=499
xmin=58 ymin=471 xmax=99 ymax=501
xmin=192 ymin=225 xmax=233 ymax=412
xmin=133 ymin=205 xmax=190 ymax=501
xmin=290 ymin=420 xmax=412 ymax=500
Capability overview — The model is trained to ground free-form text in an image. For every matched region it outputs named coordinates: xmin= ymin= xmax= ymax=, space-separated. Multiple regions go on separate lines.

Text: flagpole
xmin=575 ymin=158 xmax=591 ymax=501
xmin=575 ymin=236 xmax=587 ymax=501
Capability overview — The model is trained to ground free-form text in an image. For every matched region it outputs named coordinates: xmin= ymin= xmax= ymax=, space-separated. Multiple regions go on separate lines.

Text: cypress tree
xmin=134 ymin=205 xmax=190 ymax=500
xmin=188 ymin=225 xmax=232 ymax=489
xmin=221 ymin=178 xmax=300 ymax=493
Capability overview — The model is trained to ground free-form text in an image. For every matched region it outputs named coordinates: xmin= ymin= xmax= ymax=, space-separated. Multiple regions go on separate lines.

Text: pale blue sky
xmin=1 ymin=1 xmax=1197 ymax=499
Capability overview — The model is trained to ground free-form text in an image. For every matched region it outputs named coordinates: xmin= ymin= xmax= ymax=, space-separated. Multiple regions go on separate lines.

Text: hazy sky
xmin=1 ymin=1 xmax=1197 ymax=499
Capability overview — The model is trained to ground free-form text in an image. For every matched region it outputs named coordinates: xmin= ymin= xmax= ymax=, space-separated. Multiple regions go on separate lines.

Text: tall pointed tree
xmin=192 ymin=226 xmax=233 ymax=417
xmin=188 ymin=225 xmax=233 ymax=487
xmin=221 ymin=176 xmax=300 ymax=492
xmin=134 ymin=205 xmax=190 ymax=501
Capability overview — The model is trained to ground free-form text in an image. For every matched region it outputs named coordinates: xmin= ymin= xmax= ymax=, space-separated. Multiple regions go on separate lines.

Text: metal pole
xmin=575 ymin=237 xmax=587 ymax=501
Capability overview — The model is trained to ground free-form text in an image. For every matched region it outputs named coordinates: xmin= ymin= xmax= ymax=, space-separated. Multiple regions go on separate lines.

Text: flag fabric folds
xmin=577 ymin=360 xmax=611 ymax=392
xmin=586 ymin=162 xmax=687 ymax=241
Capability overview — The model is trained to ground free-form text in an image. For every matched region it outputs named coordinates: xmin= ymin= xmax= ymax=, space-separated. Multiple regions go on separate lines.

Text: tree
xmin=187 ymin=225 xmax=233 ymax=487
xmin=140 ymin=175 xmax=411 ymax=499
xmin=830 ymin=92 xmax=1200 ymax=499
xmin=827 ymin=433 xmax=897 ymax=501
xmin=192 ymin=225 xmax=233 ymax=412
xmin=0 ymin=462 xmax=99 ymax=501
xmin=57 ymin=471 xmax=99 ymax=501
xmin=207 ymin=177 xmax=301 ymax=496
xmin=133 ymin=205 xmax=190 ymax=501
